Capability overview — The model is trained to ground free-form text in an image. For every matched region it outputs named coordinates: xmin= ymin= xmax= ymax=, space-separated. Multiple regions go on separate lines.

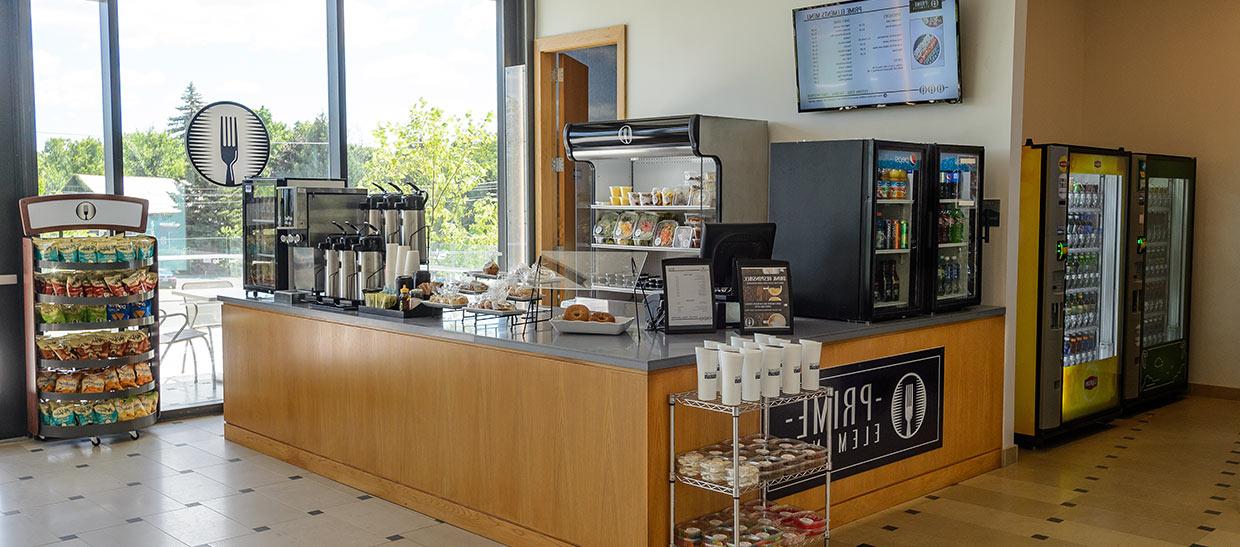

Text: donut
xmin=563 ymin=304 xmax=591 ymax=322
xmin=589 ymin=311 xmax=616 ymax=323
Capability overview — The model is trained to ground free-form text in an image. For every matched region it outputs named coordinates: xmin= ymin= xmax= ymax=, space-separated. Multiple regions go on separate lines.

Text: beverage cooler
xmin=770 ymin=139 xmax=932 ymax=321
xmin=928 ymin=145 xmax=984 ymax=311
xmin=1015 ymin=143 xmax=1130 ymax=445
xmin=1122 ymin=153 xmax=1195 ymax=406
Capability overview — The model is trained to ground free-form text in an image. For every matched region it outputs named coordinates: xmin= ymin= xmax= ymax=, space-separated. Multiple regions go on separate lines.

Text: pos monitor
xmin=700 ymin=223 xmax=777 ymax=299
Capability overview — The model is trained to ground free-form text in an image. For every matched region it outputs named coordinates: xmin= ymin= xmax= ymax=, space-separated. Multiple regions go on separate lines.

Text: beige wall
xmin=1025 ymin=0 xmax=1236 ymax=388
xmin=536 ymin=0 xmax=1023 ymax=307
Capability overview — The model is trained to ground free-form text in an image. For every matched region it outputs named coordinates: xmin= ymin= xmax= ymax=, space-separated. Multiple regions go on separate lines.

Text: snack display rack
xmin=668 ymin=387 xmax=834 ymax=546
xmin=19 ymin=194 xmax=160 ymax=445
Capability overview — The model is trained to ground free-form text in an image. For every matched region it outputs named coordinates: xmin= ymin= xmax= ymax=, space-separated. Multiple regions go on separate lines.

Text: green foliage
xmin=123 ymin=129 xmax=184 ymax=178
xmin=37 ymin=137 xmax=104 ymax=194
xmin=167 ymin=82 xmax=204 ymax=139
xmin=359 ymin=99 xmax=498 ymax=268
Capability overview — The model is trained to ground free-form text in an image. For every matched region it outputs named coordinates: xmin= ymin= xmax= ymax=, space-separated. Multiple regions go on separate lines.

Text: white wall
xmin=538 ymin=0 xmax=1026 ymax=444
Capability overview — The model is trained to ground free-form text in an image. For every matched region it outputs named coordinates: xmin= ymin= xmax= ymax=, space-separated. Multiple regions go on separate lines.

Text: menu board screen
xmin=794 ymin=0 xmax=961 ymax=112
xmin=737 ymin=261 xmax=793 ymax=334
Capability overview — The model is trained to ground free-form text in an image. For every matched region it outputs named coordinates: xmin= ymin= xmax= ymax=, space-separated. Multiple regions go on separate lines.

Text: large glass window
xmin=31 ymin=0 xmax=105 ymax=196
xmin=345 ymin=0 xmax=500 ymax=271
xmin=118 ymin=0 xmax=329 ymax=410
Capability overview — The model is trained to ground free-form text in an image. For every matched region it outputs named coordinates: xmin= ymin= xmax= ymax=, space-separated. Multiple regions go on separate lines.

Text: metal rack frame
xmin=667 ymin=387 xmax=834 ymax=546
xmin=23 ymin=235 xmax=161 ymax=445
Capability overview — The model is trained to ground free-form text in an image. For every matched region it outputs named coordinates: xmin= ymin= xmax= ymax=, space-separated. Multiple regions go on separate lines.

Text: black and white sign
xmin=766 ymin=347 xmax=944 ymax=498
xmin=19 ymin=194 xmax=149 ymax=235
xmin=661 ymin=258 xmax=717 ymax=333
xmin=736 ymin=260 xmax=793 ymax=335
xmin=185 ymin=101 xmax=271 ymax=187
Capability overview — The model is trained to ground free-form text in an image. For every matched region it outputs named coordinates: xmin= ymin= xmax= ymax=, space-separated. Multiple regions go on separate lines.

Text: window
xmin=31 ymin=0 xmax=105 ymax=196
xmin=118 ymin=0 xmax=329 ymax=409
xmin=345 ymin=0 xmax=500 ymax=271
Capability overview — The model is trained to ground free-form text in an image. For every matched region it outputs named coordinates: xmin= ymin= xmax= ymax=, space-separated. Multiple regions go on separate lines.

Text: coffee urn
xmin=355 ymin=223 xmax=385 ymax=291
xmin=398 ymin=182 xmax=430 ymax=265
xmin=320 ymin=231 xmax=343 ymax=298
xmin=336 ymin=223 xmax=362 ymax=301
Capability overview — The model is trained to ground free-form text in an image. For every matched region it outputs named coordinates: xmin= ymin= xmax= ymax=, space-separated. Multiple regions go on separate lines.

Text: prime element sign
xmin=767 ymin=347 xmax=944 ymax=499
xmin=185 ymin=101 xmax=271 ymax=187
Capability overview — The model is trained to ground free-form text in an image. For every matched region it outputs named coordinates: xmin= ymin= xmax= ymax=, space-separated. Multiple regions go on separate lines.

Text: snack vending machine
xmin=927 ymin=144 xmax=985 ymax=312
xmin=1122 ymin=153 xmax=1195 ymax=407
xmin=770 ymin=139 xmax=931 ymax=321
xmin=1015 ymin=143 xmax=1130 ymax=445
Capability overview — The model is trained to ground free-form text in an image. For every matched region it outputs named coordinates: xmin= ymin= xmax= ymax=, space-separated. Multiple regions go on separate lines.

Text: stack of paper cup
xmin=694 ymin=347 xmax=719 ymax=401
xmin=781 ymin=343 xmax=802 ymax=394
xmin=761 ymin=345 xmax=783 ymax=398
xmin=800 ymin=339 xmax=822 ymax=390
xmin=730 ymin=335 xmax=749 ymax=348
xmin=754 ymin=333 xmax=774 ymax=345
xmin=703 ymin=340 xmax=725 ymax=350
xmin=402 ymin=249 xmax=420 ymax=277
xmin=719 ymin=350 xmax=744 ymax=406
xmin=740 ymin=348 xmax=763 ymax=402
xmin=384 ymin=243 xmax=401 ymax=289
xmin=742 ymin=341 xmax=762 ymax=351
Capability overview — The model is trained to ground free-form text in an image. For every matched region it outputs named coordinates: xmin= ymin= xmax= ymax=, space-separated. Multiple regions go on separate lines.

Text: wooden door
xmin=554 ymin=54 xmax=589 ymax=252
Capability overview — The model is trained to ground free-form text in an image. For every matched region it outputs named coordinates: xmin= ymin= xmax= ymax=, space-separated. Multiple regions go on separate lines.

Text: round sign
xmin=890 ymin=373 xmax=928 ymax=440
xmin=185 ymin=101 xmax=270 ymax=187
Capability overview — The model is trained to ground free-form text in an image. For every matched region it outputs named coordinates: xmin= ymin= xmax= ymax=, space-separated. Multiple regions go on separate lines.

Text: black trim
xmin=928 ymin=143 xmax=985 ymax=313
xmin=99 ymin=0 xmax=123 ymax=194
xmin=327 ymin=0 xmax=347 ymax=181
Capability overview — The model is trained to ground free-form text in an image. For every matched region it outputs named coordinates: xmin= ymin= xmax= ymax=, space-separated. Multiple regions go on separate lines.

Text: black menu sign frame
xmin=735 ymin=259 xmax=793 ymax=335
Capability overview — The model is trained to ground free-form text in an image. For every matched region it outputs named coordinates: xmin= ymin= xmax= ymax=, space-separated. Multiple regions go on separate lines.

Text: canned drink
xmin=900 ymin=220 xmax=910 ymax=250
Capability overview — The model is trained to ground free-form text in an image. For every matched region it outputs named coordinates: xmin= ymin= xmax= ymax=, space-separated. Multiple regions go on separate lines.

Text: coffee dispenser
xmin=397 ymin=182 xmax=430 ymax=265
xmin=355 ymin=223 xmax=385 ymax=291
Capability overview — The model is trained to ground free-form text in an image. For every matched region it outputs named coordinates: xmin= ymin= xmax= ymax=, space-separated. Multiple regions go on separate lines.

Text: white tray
xmin=550 ymin=316 xmax=635 ymax=335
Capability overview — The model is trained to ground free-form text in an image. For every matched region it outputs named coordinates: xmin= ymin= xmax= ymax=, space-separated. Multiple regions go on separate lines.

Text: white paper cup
xmin=800 ymin=339 xmax=822 ymax=390
xmin=403 ymin=250 xmax=420 ymax=277
xmin=761 ymin=345 xmax=783 ymax=398
xmin=781 ymin=343 xmax=802 ymax=394
xmin=754 ymin=333 xmax=773 ymax=345
xmin=741 ymin=348 xmax=763 ymax=402
xmin=742 ymin=341 xmax=762 ymax=351
xmin=694 ymin=347 xmax=719 ymax=401
xmin=730 ymin=335 xmax=749 ymax=348
xmin=719 ymin=350 xmax=744 ymax=406
xmin=703 ymin=340 xmax=725 ymax=350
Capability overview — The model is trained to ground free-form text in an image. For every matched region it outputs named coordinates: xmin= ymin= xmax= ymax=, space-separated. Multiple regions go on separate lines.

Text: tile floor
xmin=0 ymin=415 xmax=500 ymax=547
xmin=832 ymin=395 xmax=1240 ymax=546
xmin=7 ymin=395 xmax=1238 ymax=546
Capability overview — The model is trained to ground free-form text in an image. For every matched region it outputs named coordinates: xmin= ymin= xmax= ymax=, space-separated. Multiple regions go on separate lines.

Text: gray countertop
xmin=219 ymin=296 xmax=1004 ymax=372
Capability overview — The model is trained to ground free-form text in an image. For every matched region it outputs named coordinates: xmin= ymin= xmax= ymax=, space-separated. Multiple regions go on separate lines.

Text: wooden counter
xmin=222 ymin=301 xmax=1004 ymax=546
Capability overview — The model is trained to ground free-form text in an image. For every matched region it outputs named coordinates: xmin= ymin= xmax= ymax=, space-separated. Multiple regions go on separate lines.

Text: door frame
xmin=532 ymin=24 xmax=627 ymax=255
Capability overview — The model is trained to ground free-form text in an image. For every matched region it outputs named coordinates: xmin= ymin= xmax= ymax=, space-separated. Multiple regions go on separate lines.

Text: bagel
xmin=589 ymin=311 xmax=616 ymax=323
xmin=563 ymin=304 xmax=591 ymax=322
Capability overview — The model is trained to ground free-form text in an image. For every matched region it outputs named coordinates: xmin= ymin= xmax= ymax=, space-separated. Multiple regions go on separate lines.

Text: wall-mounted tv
xmin=793 ymin=0 xmax=962 ymax=112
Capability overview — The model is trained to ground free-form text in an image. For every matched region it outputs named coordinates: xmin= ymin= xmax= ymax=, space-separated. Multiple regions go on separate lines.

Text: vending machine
xmin=770 ymin=139 xmax=931 ymax=321
xmin=1015 ymin=143 xmax=1130 ymax=445
xmin=1121 ymin=153 xmax=1195 ymax=408
xmin=927 ymin=144 xmax=985 ymax=312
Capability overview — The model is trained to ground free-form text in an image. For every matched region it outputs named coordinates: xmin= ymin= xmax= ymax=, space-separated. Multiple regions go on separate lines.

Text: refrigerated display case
xmin=770 ymin=139 xmax=930 ymax=321
xmin=1016 ymin=143 xmax=1130 ymax=445
xmin=929 ymin=145 xmax=984 ymax=311
xmin=1122 ymin=153 xmax=1194 ymax=406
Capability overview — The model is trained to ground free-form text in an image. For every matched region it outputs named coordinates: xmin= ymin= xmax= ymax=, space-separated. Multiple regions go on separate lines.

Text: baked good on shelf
xmin=589 ymin=311 xmax=616 ymax=323
xmin=563 ymin=304 xmax=590 ymax=322
xmin=507 ymin=286 xmax=534 ymax=299
xmin=482 ymin=260 xmax=500 ymax=276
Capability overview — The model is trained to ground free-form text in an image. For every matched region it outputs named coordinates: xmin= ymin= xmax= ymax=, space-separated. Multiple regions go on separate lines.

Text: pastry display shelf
xmin=668 ymin=386 xmax=834 ymax=546
xmin=37 ymin=350 xmax=156 ymax=371
xmin=590 ymin=243 xmax=700 ymax=254
xmin=938 ymin=241 xmax=968 ymax=248
xmin=39 ymin=413 xmax=156 ymax=441
xmin=939 ymin=199 xmax=977 ymax=207
xmin=39 ymin=381 xmax=157 ymax=402
xmin=36 ymin=290 xmax=155 ymax=306
xmin=874 ymin=300 xmax=908 ymax=309
xmin=35 ymin=258 xmax=154 ymax=271
xmin=37 ymin=315 xmax=156 ymax=333
xmin=670 ymin=388 xmax=830 ymax=416
xmin=674 ymin=461 xmax=832 ymax=497
xmin=588 ymin=204 xmax=712 ymax=212
xmin=875 ymin=248 xmax=910 ymax=255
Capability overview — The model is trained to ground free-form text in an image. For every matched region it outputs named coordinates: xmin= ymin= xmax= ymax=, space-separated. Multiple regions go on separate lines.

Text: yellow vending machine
xmin=1016 ymin=142 xmax=1130 ymax=446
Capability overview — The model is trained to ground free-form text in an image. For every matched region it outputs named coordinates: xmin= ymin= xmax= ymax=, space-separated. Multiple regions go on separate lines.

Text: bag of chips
xmin=48 ymin=402 xmax=76 ymax=426
xmin=115 ymin=239 xmax=136 ymax=261
xmin=102 ymin=367 xmax=122 ymax=390
xmin=49 ymin=338 xmax=74 ymax=360
xmin=92 ymin=401 xmax=118 ymax=424
xmin=56 ymin=240 xmax=78 ymax=263
xmin=133 ymin=361 xmax=153 ymax=385
xmin=106 ymin=304 xmax=129 ymax=321
xmin=65 ymin=273 xmax=84 ymax=298
xmin=54 ymin=372 xmax=81 ymax=393
xmin=38 ymin=401 xmax=52 ymax=425
xmin=127 ymin=331 xmax=151 ymax=354
xmin=47 ymin=273 xmax=67 ymax=296
xmin=37 ymin=303 xmax=65 ymax=325
xmin=95 ymin=240 xmax=116 ymax=263
xmin=36 ymin=371 xmax=57 ymax=392
xmin=118 ymin=398 xmax=141 ymax=421
xmin=143 ymin=271 xmax=158 ymax=292
xmin=138 ymin=392 xmax=158 ymax=416
xmin=75 ymin=240 xmax=98 ymax=263
xmin=122 ymin=271 xmax=144 ymax=296
xmin=87 ymin=277 xmax=107 ymax=298
xmin=73 ymin=403 xmax=95 ymax=426
xmin=115 ymin=364 xmax=138 ymax=388
xmin=88 ymin=335 xmax=108 ymax=360
xmin=128 ymin=300 xmax=152 ymax=319
xmin=79 ymin=370 xmax=107 ymax=393
xmin=133 ymin=236 xmax=155 ymax=259
xmin=33 ymin=238 xmax=60 ymax=261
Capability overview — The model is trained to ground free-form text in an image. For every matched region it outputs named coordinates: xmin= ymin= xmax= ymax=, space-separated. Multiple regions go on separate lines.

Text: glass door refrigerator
xmin=928 ymin=145 xmax=984 ymax=311
xmin=1015 ymin=143 xmax=1130 ymax=446
xmin=770 ymin=139 xmax=930 ymax=321
xmin=1122 ymin=153 xmax=1195 ymax=407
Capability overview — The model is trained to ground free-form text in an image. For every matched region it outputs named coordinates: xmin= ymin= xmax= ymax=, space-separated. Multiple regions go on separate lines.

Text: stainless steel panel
xmin=1038 ymin=145 xmax=1068 ymax=430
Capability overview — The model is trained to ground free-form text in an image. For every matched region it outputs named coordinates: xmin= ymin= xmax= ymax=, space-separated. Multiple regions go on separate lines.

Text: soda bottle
xmin=890 ymin=263 xmax=901 ymax=303
xmin=939 ymin=172 xmax=947 ymax=200
xmin=875 ymin=214 xmax=886 ymax=250
xmin=937 ymin=257 xmax=946 ymax=296
xmin=951 ymin=209 xmax=966 ymax=243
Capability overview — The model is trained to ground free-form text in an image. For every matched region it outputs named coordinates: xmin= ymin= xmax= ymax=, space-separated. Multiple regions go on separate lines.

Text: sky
xmin=31 ymin=0 xmax=498 ymax=148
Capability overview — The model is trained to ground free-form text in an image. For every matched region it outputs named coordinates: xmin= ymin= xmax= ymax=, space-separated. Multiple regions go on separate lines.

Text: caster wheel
xmin=129 ymin=431 xmax=140 ymax=440
xmin=90 ymin=437 xmax=101 ymax=447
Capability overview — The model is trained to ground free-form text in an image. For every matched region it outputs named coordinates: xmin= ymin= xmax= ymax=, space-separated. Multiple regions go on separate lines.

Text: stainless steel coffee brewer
xmin=395 ymin=182 xmax=429 ymax=265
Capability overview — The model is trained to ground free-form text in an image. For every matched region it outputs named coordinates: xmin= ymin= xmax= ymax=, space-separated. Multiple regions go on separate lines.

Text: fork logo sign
xmin=890 ymin=373 xmax=927 ymax=439
xmin=618 ymin=125 xmax=634 ymax=145
xmin=185 ymin=101 xmax=271 ymax=187
xmin=74 ymin=201 xmax=97 ymax=221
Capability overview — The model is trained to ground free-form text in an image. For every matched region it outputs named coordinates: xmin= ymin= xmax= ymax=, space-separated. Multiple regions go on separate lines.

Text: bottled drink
xmin=890 ymin=263 xmax=901 ymax=303
xmin=951 ymin=209 xmax=966 ymax=243
xmin=875 ymin=214 xmax=887 ymax=250
xmin=899 ymin=220 xmax=909 ymax=250
xmin=950 ymin=257 xmax=960 ymax=294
